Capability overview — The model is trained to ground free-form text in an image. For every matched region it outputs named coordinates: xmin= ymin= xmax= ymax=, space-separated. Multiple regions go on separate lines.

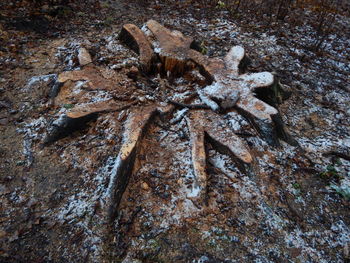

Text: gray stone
xmin=78 ymin=47 xmax=92 ymax=66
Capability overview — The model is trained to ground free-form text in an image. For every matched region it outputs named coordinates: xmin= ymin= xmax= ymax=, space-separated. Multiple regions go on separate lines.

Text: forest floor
xmin=0 ymin=1 xmax=350 ymax=262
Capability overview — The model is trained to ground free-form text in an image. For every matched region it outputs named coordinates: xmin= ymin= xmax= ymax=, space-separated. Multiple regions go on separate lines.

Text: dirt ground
xmin=0 ymin=1 xmax=349 ymax=262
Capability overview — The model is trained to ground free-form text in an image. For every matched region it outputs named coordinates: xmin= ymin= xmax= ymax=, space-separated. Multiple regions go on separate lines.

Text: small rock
xmin=141 ymin=182 xmax=150 ymax=190
xmin=0 ymin=101 xmax=11 ymax=109
xmin=0 ymin=230 xmax=7 ymax=239
xmin=145 ymin=95 xmax=155 ymax=101
xmin=78 ymin=47 xmax=92 ymax=66
xmin=0 ymin=185 xmax=10 ymax=196
xmin=111 ymin=64 xmax=123 ymax=70
xmin=0 ymin=118 xmax=8 ymax=125
xmin=127 ymin=66 xmax=139 ymax=80
xmin=289 ymin=247 xmax=302 ymax=258
xmin=344 ymin=243 xmax=349 ymax=259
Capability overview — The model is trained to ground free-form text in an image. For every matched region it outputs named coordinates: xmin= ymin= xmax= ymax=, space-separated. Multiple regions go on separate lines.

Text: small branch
xmin=234 ymin=132 xmax=255 ymax=137
xmin=170 ymin=108 xmax=188 ymax=125
xmin=85 ymin=144 xmax=104 ymax=151
xmin=323 ymin=151 xmax=350 ymax=162
xmin=208 ymin=159 xmax=241 ymax=183
xmin=168 ymin=100 xmax=210 ymax=109
xmin=294 ymin=167 xmax=319 ymax=174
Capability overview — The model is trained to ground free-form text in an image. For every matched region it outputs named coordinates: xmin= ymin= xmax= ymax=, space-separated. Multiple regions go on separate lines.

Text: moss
xmin=101 ymin=2 xmax=111 ymax=9
xmin=104 ymin=17 xmax=114 ymax=26
xmin=292 ymin=183 xmax=301 ymax=189
xmin=147 ymin=239 xmax=161 ymax=251
xmin=330 ymin=184 xmax=350 ymax=200
xmin=63 ymin=103 xmax=74 ymax=109
xmin=319 ymin=165 xmax=340 ymax=182
xmin=216 ymin=1 xmax=226 ymax=9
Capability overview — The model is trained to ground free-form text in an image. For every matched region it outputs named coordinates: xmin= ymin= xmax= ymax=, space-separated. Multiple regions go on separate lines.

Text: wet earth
xmin=0 ymin=1 xmax=350 ymax=262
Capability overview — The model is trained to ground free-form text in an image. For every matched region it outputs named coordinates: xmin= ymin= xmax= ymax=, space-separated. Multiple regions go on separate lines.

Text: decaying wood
xmin=44 ymin=20 xmax=299 ymax=233
xmin=191 ymin=45 xmax=281 ymax=146
xmin=187 ymin=112 xmax=208 ymax=203
xmin=103 ymin=105 xmax=174 ymax=221
xmin=54 ymin=64 xmax=133 ymax=107
xmin=143 ymin=20 xmax=223 ymax=81
xmin=46 ymin=60 xmax=141 ymax=145
xmin=119 ymin=24 xmax=155 ymax=72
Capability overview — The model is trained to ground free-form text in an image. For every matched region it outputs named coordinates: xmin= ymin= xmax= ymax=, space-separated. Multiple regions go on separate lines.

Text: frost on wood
xmin=124 ymin=20 xmax=291 ymax=146
xmin=187 ymin=110 xmax=252 ymax=202
xmin=65 ymin=100 xmax=132 ymax=119
xmin=56 ymin=65 xmax=125 ymax=92
xmin=200 ymin=50 xmax=280 ymax=146
xmin=104 ymin=106 xmax=157 ymax=222
xmin=119 ymin=24 xmax=155 ymax=72
xmin=45 ymin=20 xmax=297 ymax=225
xmin=45 ymin=52 xmax=136 ymax=144
xmin=145 ymin=20 xmax=195 ymax=76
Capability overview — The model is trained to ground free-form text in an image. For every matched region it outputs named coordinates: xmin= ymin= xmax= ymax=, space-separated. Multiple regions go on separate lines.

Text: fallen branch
xmin=234 ymin=132 xmax=255 ymax=137
xmin=168 ymin=99 xmax=211 ymax=109
xmin=323 ymin=151 xmax=350 ymax=161
xmin=294 ymin=167 xmax=319 ymax=174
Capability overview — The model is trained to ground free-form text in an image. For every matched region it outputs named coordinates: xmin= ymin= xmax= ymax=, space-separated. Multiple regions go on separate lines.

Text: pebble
xmin=141 ymin=182 xmax=150 ymax=190
xmin=344 ymin=243 xmax=349 ymax=259
xmin=78 ymin=48 xmax=92 ymax=66
xmin=111 ymin=64 xmax=123 ymax=70
xmin=0 ymin=118 xmax=8 ymax=125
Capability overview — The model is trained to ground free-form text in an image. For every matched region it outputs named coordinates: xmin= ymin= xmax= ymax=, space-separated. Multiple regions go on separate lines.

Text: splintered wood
xmin=66 ymin=100 xmax=137 ymax=119
xmin=119 ymin=24 xmax=155 ymax=72
xmin=187 ymin=110 xmax=252 ymax=201
xmin=57 ymin=65 xmax=125 ymax=91
xmin=105 ymin=106 xmax=157 ymax=222
xmin=54 ymin=64 xmax=137 ymax=119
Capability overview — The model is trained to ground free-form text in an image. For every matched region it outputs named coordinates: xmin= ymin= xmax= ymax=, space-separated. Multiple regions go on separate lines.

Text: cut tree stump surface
xmin=119 ymin=24 xmax=155 ymax=72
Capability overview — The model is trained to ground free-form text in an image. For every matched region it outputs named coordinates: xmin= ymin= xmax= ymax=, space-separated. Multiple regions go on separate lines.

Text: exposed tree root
xmin=104 ymin=106 xmax=158 ymax=222
xmin=186 ymin=110 xmax=252 ymax=204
